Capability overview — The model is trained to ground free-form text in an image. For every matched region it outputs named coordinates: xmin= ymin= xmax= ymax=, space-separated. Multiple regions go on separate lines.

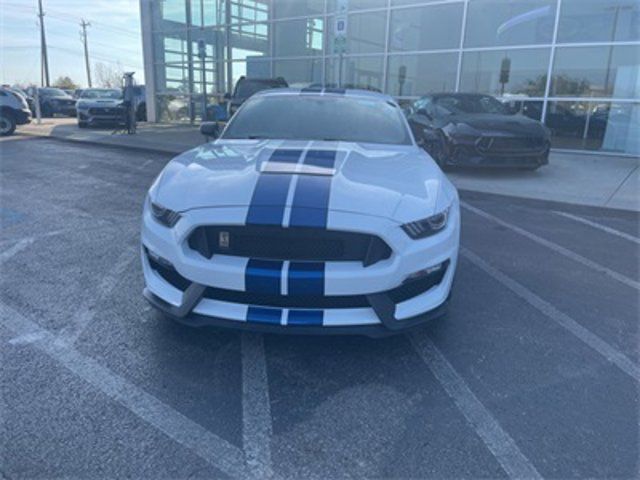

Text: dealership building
xmin=140 ymin=0 xmax=639 ymax=155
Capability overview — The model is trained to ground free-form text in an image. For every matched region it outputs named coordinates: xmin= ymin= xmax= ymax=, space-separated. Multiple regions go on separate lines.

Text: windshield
xmin=434 ymin=95 xmax=507 ymax=115
xmin=223 ymin=95 xmax=412 ymax=145
xmin=40 ymin=88 xmax=69 ymax=97
xmin=235 ymin=81 xmax=284 ymax=99
xmin=80 ymin=89 xmax=122 ymax=99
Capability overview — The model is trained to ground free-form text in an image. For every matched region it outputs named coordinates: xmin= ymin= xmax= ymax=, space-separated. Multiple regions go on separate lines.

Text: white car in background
xmin=141 ymin=88 xmax=460 ymax=337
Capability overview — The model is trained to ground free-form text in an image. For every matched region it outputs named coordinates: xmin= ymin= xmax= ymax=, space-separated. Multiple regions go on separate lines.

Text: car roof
xmin=253 ymin=87 xmax=397 ymax=104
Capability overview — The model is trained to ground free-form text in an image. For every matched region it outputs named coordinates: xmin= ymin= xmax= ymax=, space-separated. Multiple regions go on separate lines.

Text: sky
xmin=0 ymin=0 xmax=144 ymax=88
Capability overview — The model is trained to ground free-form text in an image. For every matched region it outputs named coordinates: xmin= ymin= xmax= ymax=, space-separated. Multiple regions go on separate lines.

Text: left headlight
xmin=402 ymin=206 xmax=450 ymax=239
xmin=149 ymin=200 xmax=181 ymax=228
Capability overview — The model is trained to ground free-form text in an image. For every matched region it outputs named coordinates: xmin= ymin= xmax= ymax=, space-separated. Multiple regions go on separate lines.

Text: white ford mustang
xmin=141 ymin=88 xmax=460 ymax=336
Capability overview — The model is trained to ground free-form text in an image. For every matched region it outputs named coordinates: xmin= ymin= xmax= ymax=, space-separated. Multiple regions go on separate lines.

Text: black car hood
xmin=449 ymin=114 xmax=544 ymax=135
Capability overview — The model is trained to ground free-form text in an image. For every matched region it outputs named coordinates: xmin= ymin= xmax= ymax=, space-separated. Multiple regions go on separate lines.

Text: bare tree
xmin=53 ymin=76 xmax=79 ymax=90
xmin=94 ymin=62 xmax=123 ymax=88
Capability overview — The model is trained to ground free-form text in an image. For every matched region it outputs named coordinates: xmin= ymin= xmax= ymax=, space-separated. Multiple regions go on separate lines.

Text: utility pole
xmin=80 ymin=19 xmax=92 ymax=87
xmin=37 ymin=0 xmax=50 ymax=86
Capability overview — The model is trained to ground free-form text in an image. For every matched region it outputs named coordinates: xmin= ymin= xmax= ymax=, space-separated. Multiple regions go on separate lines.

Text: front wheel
xmin=0 ymin=112 xmax=16 ymax=136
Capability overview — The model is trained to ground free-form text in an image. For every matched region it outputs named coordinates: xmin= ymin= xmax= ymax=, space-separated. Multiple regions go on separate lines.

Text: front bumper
xmin=444 ymin=136 xmax=550 ymax=168
xmin=15 ymin=108 xmax=32 ymax=125
xmin=141 ymin=205 xmax=459 ymax=337
xmin=78 ymin=111 xmax=125 ymax=126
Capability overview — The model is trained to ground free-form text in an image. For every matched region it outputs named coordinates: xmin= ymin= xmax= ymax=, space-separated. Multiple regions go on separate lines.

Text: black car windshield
xmin=235 ymin=81 xmax=283 ymax=99
xmin=80 ymin=89 xmax=122 ymax=99
xmin=223 ymin=95 xmax=412 ymax=145
xmin=434 ymin=95 xmax=507 ymax=115
xmin=40 ymin=88 xmax=69 ymax=97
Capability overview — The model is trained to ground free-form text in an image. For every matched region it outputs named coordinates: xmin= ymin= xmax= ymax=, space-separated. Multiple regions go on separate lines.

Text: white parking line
xmin=55 ymin=247 xmax=138 ymax=347
xmin=0 ymin=238 xmax=34 ymax=263
xmin=409 ymin=332 xmax=542 ymax=480
xmin=461 ymin=201 xmax=640 ymax=291
xmin=553 ymin=211 xmax=640 ymax=245
xmin=0 ymin=302 xmax=249 ymax=478
xmin=462 ymin=247 xmax=640 ymax=382
xmin=241 ymin=333 xmax=275 ymax=479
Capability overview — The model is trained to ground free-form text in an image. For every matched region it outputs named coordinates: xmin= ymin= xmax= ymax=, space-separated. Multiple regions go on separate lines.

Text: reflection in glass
xmin=546 ymin=101 xmax=640 ymax=154
xmin=328 ymin=0 xmax=386 ymax=11
xmin=274 ymin=58 xmax=322 ymax=86
xmin=557 ymin=0 xmax=640 ymax=43
xmin=387 ymin=53 xmax=458 ymax=96
xmin=157 ymin=94 xmax=191 ymax=122
xmin=161 ymin=0 xmax=187 ymax=23
xmin=465 ymin=0 xmax=556 ymax=47
xmin=460 ymin=49 xmax=550 ymax=97
xmin=274 ymin=18 xmax=324 ymax=57
xmin=273 ymin=0 xmax=324 ymax=19
xmin=328 ymin=11 xmax=387 ymax=54
xmin=389 ymin=3 xmax=463 ymax=52
xmin=502 ymin=99 xmax=544 ymax=120
xmin=326 ymin=56 xmax=385 ymax=91
xmin=551 ymin=46 xmax=640 ymax=99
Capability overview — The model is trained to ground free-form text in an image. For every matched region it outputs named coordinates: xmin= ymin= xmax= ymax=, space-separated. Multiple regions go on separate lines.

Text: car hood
xmin=153 ymin=139 xmax=448 ymax=223
xmin=77 ymin=98 xmax=122 ymax=108
xmin=448 ymin=113 xmax=545 ymax=135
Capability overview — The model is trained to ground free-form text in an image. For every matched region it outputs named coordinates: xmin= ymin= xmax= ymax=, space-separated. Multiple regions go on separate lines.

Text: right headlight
xmin=149 ymin=199 xmax=181 ymax=228
xmin=402 ymin=206 xmax=450 ymax=239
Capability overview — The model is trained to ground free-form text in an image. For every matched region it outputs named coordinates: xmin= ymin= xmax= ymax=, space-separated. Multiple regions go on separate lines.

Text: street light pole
xmin=80 ymin=19 xmax=92 ymax=88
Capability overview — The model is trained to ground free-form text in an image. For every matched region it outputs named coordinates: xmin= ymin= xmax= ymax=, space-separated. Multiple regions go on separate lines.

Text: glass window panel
xmin=558 ymin=0 xmax=640 ymax=43
xmin=228 ymin=22 xmax=271 ymax=57
xmin=460 ymin=48 xmax=551 ymax=97
xmin=274 ymin=58 xmax=323 ymax=86
xmin=391 ymin=0 xmax=451 ymax=6
xmin=325 ymin=55 xmax=385 ymax=91
xmin=274 ymin=17 xmax=324 ymax=57
xmin=157 ymin=94 xmax=191 ymax=122
xmin=327 ymin=0 xmax=387 ymax=12
xmin=464 ymin=0 xmax=556 ymax=47
xmin=273 ymin=0 xmax=324 ymax=19
xmin=191 ymin=0 xmax=226 ymax=26
xmin=502 ymin=99 xmax=544 ymax=120
xmin=545 ymin=101 xmax=640 ymax=154
xmin=161 ymin=0 xmax=187 ymax=23
xmin=551 ymin=45 xmax=640 ymax=99
xmin=328 ymin=10 xmax=387 ymax=54
xmin=229 ymin=0 xmax=270 ymax=24
xmin=387 ymin=52 xmax=458 ymax=96
xmin=389 ymin=3 xmax=463 ymax=52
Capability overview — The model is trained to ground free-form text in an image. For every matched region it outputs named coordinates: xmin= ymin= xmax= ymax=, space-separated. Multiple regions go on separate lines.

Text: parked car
xmin=141 ymin=88 xmax=459 ymax=336
xmin=73 ymin=88 xmax=84 ymax=99
xmin=75 ymin=88 xmax=125 ymax=128
xmin=27 ymin=87 xmax=77 ymax=117
xmin=8 ymin=87 xmax=36 ymax=113
xmin=227 ymin=76 xmax=288 ymax=117
xmin=406 ymin=93 xmax=551 ymax=170
xmin=0 ymin=86 xmax=32 ymax=135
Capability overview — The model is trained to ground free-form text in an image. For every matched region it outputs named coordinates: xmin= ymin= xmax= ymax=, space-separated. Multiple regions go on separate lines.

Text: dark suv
xmin=27 ymin=87 xmax=77 ymax=117
xmin=227 ymin=77 xmax=287 ymax=117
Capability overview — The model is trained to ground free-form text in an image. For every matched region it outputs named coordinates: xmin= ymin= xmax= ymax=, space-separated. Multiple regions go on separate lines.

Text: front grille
xmin=188 ymin=226 xmax=392 ymax=267
xmin=89 ymin=107 xmax=121 ymax=115
xmin=202 ymin=261 xmax=448 ymax=309
xmin=477 ymin=136 xmax=545 ymax=154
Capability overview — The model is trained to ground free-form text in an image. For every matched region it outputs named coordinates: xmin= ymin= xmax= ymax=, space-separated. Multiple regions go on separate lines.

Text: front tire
xmin=0 ymin=112 xmax=16 ymax=136
xmin=78 ymin=121 xmax=87 ymax=129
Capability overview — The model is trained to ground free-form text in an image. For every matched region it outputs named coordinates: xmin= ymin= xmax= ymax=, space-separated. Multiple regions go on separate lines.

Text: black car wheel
xmin=431 ymin=131 xmax=450 ymax=167
xmin=41 ymin=104 xmax=52 ymax=118
xmin=0 ymin=111 xmax=16 ymax=136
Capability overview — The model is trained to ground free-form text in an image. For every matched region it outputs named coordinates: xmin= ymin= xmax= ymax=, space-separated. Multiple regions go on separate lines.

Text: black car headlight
xmin=402 ymin=207 xmax=450 ymax=239
xmin=150 ymin=200 xmax=181 ymax=228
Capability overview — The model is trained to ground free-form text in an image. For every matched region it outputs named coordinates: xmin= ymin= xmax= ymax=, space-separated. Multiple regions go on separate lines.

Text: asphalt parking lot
xmin=1 ymin=136 xmax=638 ymax=479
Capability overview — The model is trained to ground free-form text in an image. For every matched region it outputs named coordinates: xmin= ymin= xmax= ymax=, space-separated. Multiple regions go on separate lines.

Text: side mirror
xmin=200 ymin=122 xmax=220 ymax=139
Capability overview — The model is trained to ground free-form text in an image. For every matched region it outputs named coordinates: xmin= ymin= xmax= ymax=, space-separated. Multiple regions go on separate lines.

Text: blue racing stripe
xmin=288 ymin=309 xmax=323 ymax=326
xmin=288 ymin=262 xmax=324 ymax=295
xmin=289 ymin=150 xmax=337 ymax=228
xmin=246 ymin=149 xmax=302 ymax=225
xmin=247 ymin=307 xmax=282 ymax=325
xmin=245 ymin=259 xmax=283 ymax=294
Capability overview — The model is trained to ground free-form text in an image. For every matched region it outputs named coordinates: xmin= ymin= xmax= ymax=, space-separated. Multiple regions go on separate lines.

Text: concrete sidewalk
xmin=15 ymin=117 xmax=640 ymax=212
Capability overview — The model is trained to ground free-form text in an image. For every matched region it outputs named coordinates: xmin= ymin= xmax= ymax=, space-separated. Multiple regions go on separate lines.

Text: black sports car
xmin=406 ymin=93 xmax=550 ymax=170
